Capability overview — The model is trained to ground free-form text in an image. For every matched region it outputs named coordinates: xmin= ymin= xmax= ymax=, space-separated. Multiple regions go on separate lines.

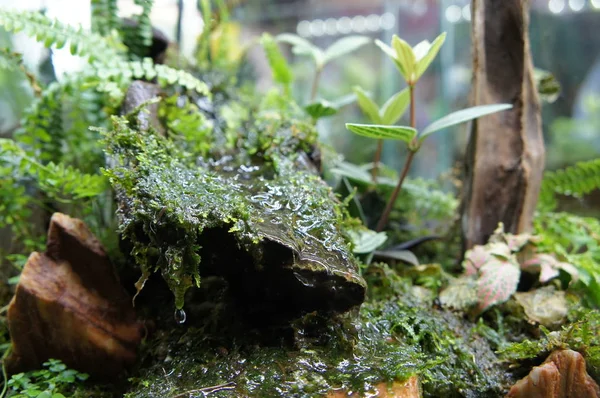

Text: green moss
xmin=103 ymin=107 xmax=363 ymax=310
xmin=123 ymin=263 xmax=509 ymax=398
xmin=499 ymin=306 xmax=600 ymax=381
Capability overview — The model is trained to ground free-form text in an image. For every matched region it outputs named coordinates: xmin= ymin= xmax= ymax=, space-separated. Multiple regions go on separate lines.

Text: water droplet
xmin=293 ymin=271 xmax=315 ymax=287
xmin=174 ymin=308 xmax=187 ymax=324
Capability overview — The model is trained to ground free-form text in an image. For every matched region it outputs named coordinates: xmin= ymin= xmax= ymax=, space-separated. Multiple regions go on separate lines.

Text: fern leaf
xmin=91 ymin=0 xmax=120 ymax=36
xmin=0 ymin=9 xmax=125 ymax=62
xmin=539 ymin=158 xmax=600 ymax=211
xmin=260 ymin=33 xmax=293 ymax=93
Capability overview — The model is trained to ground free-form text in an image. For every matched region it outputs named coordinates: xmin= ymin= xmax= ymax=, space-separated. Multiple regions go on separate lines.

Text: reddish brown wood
xmin=6 ymin=213 xmax=144 ymax=379
xmin=507 ymin=350 xmax=600 ymax=398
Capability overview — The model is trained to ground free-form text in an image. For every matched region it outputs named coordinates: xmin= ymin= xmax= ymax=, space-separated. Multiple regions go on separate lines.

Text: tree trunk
xmin=462 ymin=0 xmax=545 ymax=248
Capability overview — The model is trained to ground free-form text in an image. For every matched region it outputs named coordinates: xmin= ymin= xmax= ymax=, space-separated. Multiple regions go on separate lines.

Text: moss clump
xmin=103 ymin=106 xmax=364 ymax=312
xmin=123 ymin=263 xmax=509 ymax=398
xmin=498 ymin=306 xmax=600 ymax=381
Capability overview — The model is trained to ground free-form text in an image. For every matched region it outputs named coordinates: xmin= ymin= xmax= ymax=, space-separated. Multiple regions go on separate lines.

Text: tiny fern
xmin=121 ymin=0 xmax=154 ymax=59
xmin=0 ymin=139 xmax=108 ymax=202
xmin=0 ymin=9 xmax=125 ymax=62
xmin=538 ymin=158 xmax=600 ymax=211
xmin=91 ymin=0 xmax=120 ymax=37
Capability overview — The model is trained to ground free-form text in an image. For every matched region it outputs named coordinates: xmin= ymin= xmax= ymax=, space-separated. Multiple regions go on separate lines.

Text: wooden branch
xmin=462 ymin=0 xmax=545 ymax=248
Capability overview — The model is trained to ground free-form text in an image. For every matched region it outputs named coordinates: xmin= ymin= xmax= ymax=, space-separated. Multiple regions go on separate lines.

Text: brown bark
xmin=506 ymin=349 xmax=600 ymax=398
xmin=6 ymin=213 xmax=144 ymax=379
xmin=462 ymin=0 xmax=545 ymax=248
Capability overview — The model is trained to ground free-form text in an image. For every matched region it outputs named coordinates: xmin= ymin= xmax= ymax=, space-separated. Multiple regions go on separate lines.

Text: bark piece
xmin=462 ymin=0 xmax=545 ymax=248
xmin=6 ymin=213 xmax=144 ymax=379
xmin=506 ymin=349 xmax=600 ymax=398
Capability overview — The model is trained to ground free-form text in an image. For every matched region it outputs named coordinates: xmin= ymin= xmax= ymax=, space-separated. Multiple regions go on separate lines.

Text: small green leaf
xmin=419 ymin=103 xmax=513 ymax=141
xmin=374 ymin=249 xmax=419 ymax=266
xmin=322 ymin=35 xmax=370 ymax=65
xmin=374 ymin=39 xmax=406 ymax=77
xmin=415 ymin=32 xmax=446 ymax=80
xmin=380 ymin=88 xmax=410 ymax=125
xmin=346 ymin=123 xmax=417 ymax=143
xmin=277 ymin=33 xmax=324 ymax=66
xmin=534 ymin=67 xmax=561 ymax=103
xmin=330 ymin=93 xmax=357 ymax=109
xmin=304 ymin=100 xmax=338 ymax=119
xmin=348 ymin=229 xmax=387 ymax=254
xmin=392 ymin=35 xmax=415 ymax=82
xmin=353 ymin=86 xmax=381 ymax=124
xmin=260 ymin=33 xmax=293 ymax=90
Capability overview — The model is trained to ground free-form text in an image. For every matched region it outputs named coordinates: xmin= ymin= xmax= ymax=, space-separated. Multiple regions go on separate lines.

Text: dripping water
xmin=174 ymin=308 xmax=187 ymax=324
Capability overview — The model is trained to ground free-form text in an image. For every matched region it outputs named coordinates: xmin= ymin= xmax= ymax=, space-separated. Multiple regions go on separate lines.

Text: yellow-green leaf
xmin=392 ymin=35 xmax=415 ymax=82
xmin=353 ymin=86 xmax=381 ymax=124
xmin=346 ymin=123 xmax=417 ymax=143
xmin=415 ymin=32 xmax=446 ymax=80
xmin=380 ymin=88 xmax=410 ymax=125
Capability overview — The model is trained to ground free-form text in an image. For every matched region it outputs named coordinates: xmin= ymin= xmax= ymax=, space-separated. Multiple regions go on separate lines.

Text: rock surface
xmin=507 ymin=349 xmax=600 ymax=398
xmin=6 ymin=213 xmax=144 ymax=378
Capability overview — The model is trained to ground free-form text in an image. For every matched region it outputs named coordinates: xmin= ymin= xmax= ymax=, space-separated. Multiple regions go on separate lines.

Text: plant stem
xmin=376 ymin=84 xmax=416 ymax=232
xmin=371 ymin=139 xmax=383 ymax=182
xmin=376 ymin=150 xmax=415 ymax=232
xmin=310 ymin=67 xmax=322 ymax=101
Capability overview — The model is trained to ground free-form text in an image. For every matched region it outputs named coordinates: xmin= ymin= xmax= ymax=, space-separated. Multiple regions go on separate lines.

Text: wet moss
xmin=124 ymin=264 xmax=510 ymax=398
xmin=103 ymin=105 xmax=364 ymax=312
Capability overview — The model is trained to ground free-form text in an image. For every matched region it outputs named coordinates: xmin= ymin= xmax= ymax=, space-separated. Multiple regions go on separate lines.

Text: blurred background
xmin=1 ymin=0 xmax=599 ymax=185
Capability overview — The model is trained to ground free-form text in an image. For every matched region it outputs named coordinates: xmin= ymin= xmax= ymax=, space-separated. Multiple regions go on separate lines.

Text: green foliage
xmin=6 ymin=359 xmax=89 ymax=398
xmin=499 ymin=308 xmax=600 ymax=379
xmin=533 ymin=67 xmax=561 ymax=104
xmin=353 ymin=86 xmax=410 ymax=125
xmin=277 ymin=33 xmax=370 ymax=70
xmin=538 ymin=158 xmax=600 ymax=212
xmin=158 ymin=95 xmax=214 ymax=158
xmin=91 ymin=0 xmax=119 ymax=37
xmin=440 ymin=224 xmax=578 ymax=315
xmin=121 ymin=0 xmax=154 ymax=59
xmin=260 ymin=33 xmax=293 ymax=94
xmin=304 ymin=94 xmax=356 ymax=121
xmin=534 ymin=212 xmax=600 ymax=306
xmin=375 ymin=33 xmax=446 ymax=84
xmin=345 ymin=123 xmax=417 ymax=144
xmin=330 ymin=161 xmax=458 ymax=223
xmin=0 ymin=9 xmax=125 ymax=61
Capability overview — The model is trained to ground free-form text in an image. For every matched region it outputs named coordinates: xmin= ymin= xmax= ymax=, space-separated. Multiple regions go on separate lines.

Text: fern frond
xmin=538 ymin=158 xmax=600 ymax=211
xmin=121 ymin=0 xmax=154 ymax=59
xmin=90 ymin=58 xmax=210 ymax=105
xmin=0 ymin=9 xmax=125 ymax=62
xmin=260 ymin=33 xmax=293 ymax=94
xmin=91 ymin=0 xmax=120 ymax=36
xmin=0 ymin=138 xmax=108 ymax=201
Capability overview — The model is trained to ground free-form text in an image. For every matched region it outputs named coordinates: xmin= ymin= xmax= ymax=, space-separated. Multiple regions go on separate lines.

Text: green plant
xmin=538 ymin=158 xmax=600 ymax=212
xmin=346 ymin=33 xmax=512 ymax=231
xmin=533 ymin=212 xmax=600 ymax=306
xmin=277 ymin=33 xmax=370 ymax=102
xmin=4 ymin=359 xmax=89 ymax=398
xmin=439 ymin=223 xmax=578 ymax=315
xmin=353 ymin=86 xmax=409 ymax=180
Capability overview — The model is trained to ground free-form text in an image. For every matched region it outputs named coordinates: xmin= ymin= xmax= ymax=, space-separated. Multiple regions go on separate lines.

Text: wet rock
xmin=506 ymin=349 xmax=600 ymax=398
xmin=6 ymin=213 xmax=144 ymax=379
